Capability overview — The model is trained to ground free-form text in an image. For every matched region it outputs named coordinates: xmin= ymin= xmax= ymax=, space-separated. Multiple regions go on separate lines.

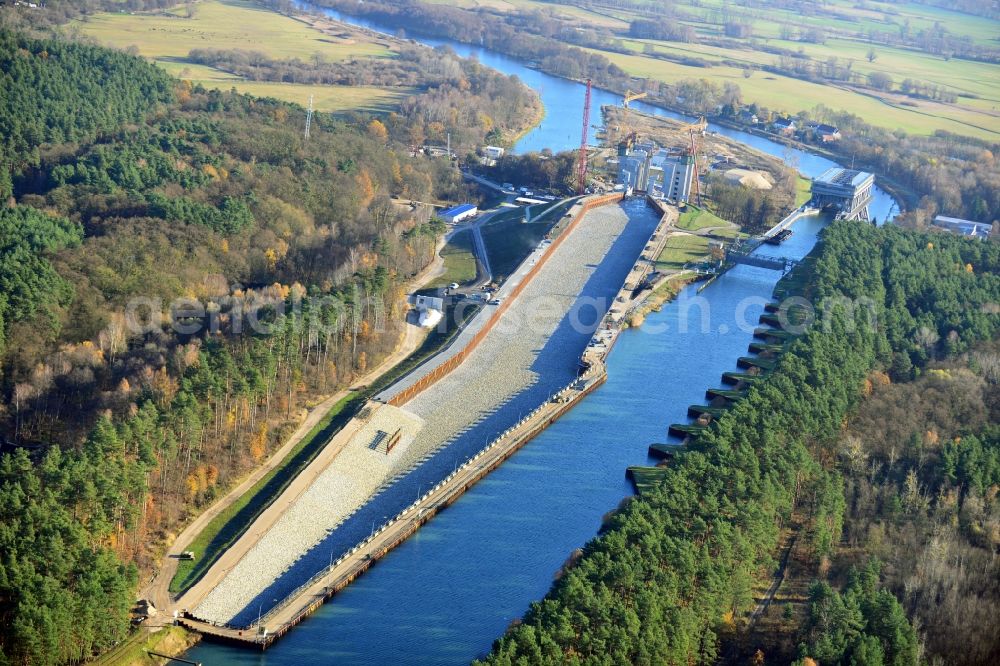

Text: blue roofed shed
xmin=438 ymin=203 xmax=479 ymax=223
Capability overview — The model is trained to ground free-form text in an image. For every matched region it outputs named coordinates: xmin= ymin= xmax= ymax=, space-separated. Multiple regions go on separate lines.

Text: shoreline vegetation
xmin=0 ymin=1 xmax=995 ymax=664
xmin=480 ymin=218 xmax=1000 ymax=666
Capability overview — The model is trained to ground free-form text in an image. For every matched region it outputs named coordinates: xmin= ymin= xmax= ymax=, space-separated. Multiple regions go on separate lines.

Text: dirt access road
xmin=142 ymin=239 xmax=446 ymax=618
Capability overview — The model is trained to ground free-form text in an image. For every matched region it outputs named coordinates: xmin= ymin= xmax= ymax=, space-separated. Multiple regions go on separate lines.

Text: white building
xmin=659 ymin=154 xmax=696 ymax=202
xmin=619 ymin=144 xmax=695 ymax=201
xmin=438 ymin=204 xmax=478 ymax=224
xmin=484 ymin=146 xmax=505 ymax=160
xmin=412 ymin=295 xmax=445 ymax=329
xmin=933 ymin=215 xmax=993 ymax=240
xmin=618 ymin=150 xmax=650 ymax=192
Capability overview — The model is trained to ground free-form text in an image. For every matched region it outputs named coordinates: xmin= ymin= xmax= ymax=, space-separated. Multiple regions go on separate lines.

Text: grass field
xmin=77 ymin=0 xmax=390 ymax=61
xmin=498 ymin=0 xmax=1000 ymax=138
xmin=656 ymin=233 xmax=711 ymax=271
xmin=675 ymin=205 xmax=729 ymax=231
xmin=795 ymin=176 xmax=812 ymax=207
xmin=76 ymin=0 xmax=405 ymax=112
xmin=429 ymin=230 xmax=478 ymax=288
xmin=620 ymin=36 xmax=1000 ymax=109
xmin=624 ymin=0 xmax=1000 ymax=48
xmin=421 ymin=0 xmax=628 ymax=28
xmin=591 ymin=47 xmax=999 ymax=139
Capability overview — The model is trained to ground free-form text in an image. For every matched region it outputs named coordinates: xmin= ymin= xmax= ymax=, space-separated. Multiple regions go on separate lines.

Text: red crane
xmin=576 ymin=78 xmax=592 ymax=195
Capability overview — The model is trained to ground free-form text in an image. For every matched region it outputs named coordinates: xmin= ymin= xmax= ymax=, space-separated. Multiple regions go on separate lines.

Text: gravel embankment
xmin=194 ymin=202 xmax=656 ymax=624
xmin=193 ymin=405 xmax=424 ymax=622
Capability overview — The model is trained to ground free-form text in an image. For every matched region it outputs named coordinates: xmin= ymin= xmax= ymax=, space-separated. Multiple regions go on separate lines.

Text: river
xmin=185 ymin=7 xmax=897 ymax=664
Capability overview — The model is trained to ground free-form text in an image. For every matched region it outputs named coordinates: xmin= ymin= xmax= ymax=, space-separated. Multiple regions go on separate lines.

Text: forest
xmin=481 ymin=152 xmax=580 ymax=194
xmin=705 ymin=171 xmax=797 ymax=232
xmin=0 ymin=25 xmax=538 ymax=664
xmin=820 ymin=352 xmax=1000 ymax=664
xmin=480 ymin=222 xmax=1000 ymax=665
xmin=185 ymin=43 xmax=539 ymax=149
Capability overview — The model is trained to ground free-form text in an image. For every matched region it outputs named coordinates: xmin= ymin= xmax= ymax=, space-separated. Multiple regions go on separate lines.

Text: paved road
xmin=143 ymin=238 xmax=448 ymax=618
xmin=461 ymin=170 xmax=507 ymax=193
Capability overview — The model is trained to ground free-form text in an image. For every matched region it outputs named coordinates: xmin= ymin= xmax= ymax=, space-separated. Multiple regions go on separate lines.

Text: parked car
xmin=448 ymin=282 xmax=459 ymax=289
xmin=488 ymin=298 xmax=502 ymax=305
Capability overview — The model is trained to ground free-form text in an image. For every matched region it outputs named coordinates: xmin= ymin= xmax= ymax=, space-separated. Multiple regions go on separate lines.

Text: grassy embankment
xmin=795 ymin=176 xmax=812 ymax=208
xmin=429 ymin=198 xmax=580 ymax=290
xmin=674 ymin=204 xmax=729 ymax=231
xmin=92 ymin=626 xmax=196 ymax=666
xmin=656 ymin=233 xmax=714 ymax=271
xmin=654 ymin=204 xmax=740 ymax=271
xmin=481 ymin=198 xmax=578 ymax=279
xmin=428 ymin=230 xmax=478 ymax=288
xmin=75 ymin=0 xmax=408 ymax=112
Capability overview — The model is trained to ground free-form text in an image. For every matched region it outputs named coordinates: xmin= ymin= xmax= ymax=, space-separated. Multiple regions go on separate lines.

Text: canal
xmin=186 ymin=6 xmax=897 ymax=663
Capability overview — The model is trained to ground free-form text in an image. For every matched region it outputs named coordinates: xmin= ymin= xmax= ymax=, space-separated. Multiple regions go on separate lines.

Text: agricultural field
xmin=74 ymin=0 xmax=404 ymax=112
xmin=531 ymin=0 xmax=1000 ymax=138
xmin=422 ymin=0 xmax=629 ymax=28
xmin=611 ymin=0 xmax=999 ymax=48
xmin=591 ymin=47 xmax=998 ymax=139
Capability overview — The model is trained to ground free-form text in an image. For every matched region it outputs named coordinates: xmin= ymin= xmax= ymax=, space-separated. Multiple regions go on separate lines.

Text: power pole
xmin=304 ymin=94 xmax=314 ymax=141
xmin=576 ymin=78 xmax=592 ymax=195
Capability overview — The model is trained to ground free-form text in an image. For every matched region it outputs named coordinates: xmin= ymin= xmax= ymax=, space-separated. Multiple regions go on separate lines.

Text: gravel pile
xmin=194 ymin=203 xmax=654 ymax=624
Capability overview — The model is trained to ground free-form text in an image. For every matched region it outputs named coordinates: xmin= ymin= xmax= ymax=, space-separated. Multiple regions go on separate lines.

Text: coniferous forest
xmin=481 ymin=223 xmax=1000 ymax=665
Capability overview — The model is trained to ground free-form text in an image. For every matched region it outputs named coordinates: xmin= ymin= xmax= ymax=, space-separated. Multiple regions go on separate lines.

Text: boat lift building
xmin=810 ymin=168 xmax=874 ymax=221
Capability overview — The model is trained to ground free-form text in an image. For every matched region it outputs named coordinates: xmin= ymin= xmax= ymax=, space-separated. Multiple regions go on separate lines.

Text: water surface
xmin=186 ymin=7 xmax=897 ymax=662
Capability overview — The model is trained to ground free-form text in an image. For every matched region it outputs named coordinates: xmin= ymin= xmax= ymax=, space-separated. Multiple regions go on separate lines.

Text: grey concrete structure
xmin=810 ymin=168 xmax=874 ymax=220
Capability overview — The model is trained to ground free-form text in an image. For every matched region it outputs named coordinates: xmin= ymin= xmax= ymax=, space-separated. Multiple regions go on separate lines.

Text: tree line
xmin=479 ymin=220 xmax=1000 ymax=664
xmin=706 ymin=170 xmax=797 ymax=233
xmin=185 ymin=43 xmax=539 ymax=149
xmin=311 ymin=0 xmax=629 ymax=90
xmin=315 ymin=0 xmax=998 ymax=227
xmin=623 ymin=75 xmax=998 ymax=225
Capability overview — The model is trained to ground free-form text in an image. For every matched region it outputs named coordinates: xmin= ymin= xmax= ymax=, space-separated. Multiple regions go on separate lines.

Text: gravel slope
xmin=194 ymin=202 xmax=657 ymax=624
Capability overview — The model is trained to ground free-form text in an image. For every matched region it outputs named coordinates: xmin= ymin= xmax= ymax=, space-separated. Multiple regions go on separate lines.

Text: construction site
xmin=163 ymin=80 xmax=827 ymax=652
xmin=600 ymin=104 xmax=793 ymax=201
xmin=173 ymin=190 xmax=665 ymax=636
